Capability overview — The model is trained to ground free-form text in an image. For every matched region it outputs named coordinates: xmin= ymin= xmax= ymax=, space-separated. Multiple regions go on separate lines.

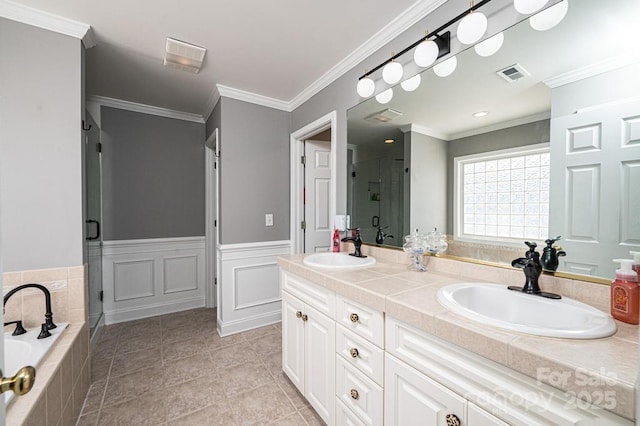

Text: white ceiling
xmin=6 ymin=0 xmax=424 ymax=115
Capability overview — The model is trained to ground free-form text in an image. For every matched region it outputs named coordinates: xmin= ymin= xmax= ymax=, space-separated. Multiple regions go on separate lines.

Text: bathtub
xmin=4 ymin=323 xmax=68 ymax=405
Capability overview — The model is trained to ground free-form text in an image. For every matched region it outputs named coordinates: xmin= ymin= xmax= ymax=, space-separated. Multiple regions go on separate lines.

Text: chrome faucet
xmin=4 ymin=283 xmax=57 ymax=338
xmin=508 ymin=242 xmax=561 ymax=299
xmin=342 ymin=228 xmax=367 ymax=258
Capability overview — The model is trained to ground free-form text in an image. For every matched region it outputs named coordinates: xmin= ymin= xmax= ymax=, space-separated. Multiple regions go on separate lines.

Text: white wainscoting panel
xmin=103 ymin=237 xmax=206 ymax=324
xmin=217 ymin=240 xmax=291 ymax=336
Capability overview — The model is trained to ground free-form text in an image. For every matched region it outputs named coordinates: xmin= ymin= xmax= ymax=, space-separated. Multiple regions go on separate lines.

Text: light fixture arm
xmin=357 ymin=0 xmax=493 ymax=81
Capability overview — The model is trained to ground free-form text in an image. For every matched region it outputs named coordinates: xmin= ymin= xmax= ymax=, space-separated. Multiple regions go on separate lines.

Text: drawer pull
xmin=350 ymin=348 xmax=359 ymax=358
xmin=296 ymin=311 xmax=302 ymax=319
xmin=301 ymin=314 xmax=308 ymax=322
xmin=350 ymin=389 xmax=359 ymax=400
xmin=446 ymin=414 xmax=461 ymax=426
xmin=349 ymin=313 xmax=359 ymax=323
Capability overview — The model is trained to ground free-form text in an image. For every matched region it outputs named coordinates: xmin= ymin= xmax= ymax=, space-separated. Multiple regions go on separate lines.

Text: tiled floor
xmin=78 ymin=308 xmax=324 ymax=425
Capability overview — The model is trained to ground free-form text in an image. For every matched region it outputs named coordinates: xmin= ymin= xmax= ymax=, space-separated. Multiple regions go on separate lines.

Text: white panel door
xmin=281 ymin=291 xmax=305 ymax=394
xmin=550 ymin=98 xmax=640 ymax=278
xmin=304 ymin=140 xmax=332 ymax=253
xmin=304 ymin=303 xmax=335 ymax=425
xmin=384 ymin=354 xmax=466 ymax=426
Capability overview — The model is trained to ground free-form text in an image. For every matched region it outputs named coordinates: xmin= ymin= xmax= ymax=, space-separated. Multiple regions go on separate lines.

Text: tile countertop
xmin=277 ymin=247 xmax=639 ymax=421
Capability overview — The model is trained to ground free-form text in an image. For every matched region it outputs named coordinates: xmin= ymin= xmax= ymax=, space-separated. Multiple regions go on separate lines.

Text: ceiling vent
xmin=365 ymin=109 xmax=403 ymax=123
xmin=164 ymin=38 xmax=207 ymax=74
xmin=496 ymin=63 xmax=530 ymax=82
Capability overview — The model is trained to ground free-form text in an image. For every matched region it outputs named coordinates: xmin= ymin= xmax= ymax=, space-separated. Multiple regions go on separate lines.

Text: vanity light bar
xmin=357 ymin=0 xmax=493 ymax=81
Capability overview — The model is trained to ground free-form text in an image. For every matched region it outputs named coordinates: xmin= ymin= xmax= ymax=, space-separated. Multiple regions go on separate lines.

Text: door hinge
xmin=301 ymin=155 xmax=306 ymax=165
xmin=214 ymin=161 xmax=217 ymax=169
xmin=352 ymin=171 xmax=356 ymax=178
xmin=214 ymin=277 xmax=217 ymax=285
xmin=214 ymin=219 xmax=217 ymax=227
xmin=96 ymin=142 xmax=102 ymax=153
xmin=99 ymin=290 xmax=103 ymax=301
xmin=301 ymin=221 xmax=306 ymax=230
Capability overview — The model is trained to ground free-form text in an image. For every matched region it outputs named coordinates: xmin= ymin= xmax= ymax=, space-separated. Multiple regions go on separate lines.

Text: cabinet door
xmin=468 ymin=402 xmax=509 ymax=426
xmin=305 ymin=303 xmax=336 ymax=425
xmin=282 ymin=291 xmax=305 ymax=393
xmin=385 ymin=354 xmax=466 ymax=426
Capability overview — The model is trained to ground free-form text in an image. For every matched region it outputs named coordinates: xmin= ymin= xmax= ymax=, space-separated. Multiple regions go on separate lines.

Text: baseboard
xmin=104 ymin=297 xmax=205 ymax=325
xmin=217 ymin=310 xmax=282 ymax=337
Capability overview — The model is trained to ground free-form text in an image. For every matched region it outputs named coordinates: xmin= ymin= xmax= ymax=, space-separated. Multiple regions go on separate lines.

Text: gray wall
xmin=0 ymin=19 xmax=83 ymax=271
xmin=101 ymin=107 xmax=205 ymax=240
xmin=445 ymin=119 xmax=551 ymax=233
xmin=213 ymin=97 xmax=291 ymax=244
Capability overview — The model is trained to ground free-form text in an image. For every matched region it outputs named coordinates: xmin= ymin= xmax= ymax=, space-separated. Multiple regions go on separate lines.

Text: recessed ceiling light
xmin=384 ymin=138 xmax=396 ymax=144
xmin=473 ymin=111 xmax=489 ymax=117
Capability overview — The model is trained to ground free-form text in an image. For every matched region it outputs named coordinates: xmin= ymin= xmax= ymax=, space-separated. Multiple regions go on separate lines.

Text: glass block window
xmin=454 ymin=144 xmax=550 ymax=242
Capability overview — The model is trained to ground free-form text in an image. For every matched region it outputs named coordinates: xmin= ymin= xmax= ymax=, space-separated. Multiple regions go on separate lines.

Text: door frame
xmin=205 ymin=128 xmax=219 ymax=308
xmin=290 ymin=111 xmax=337 ymax=254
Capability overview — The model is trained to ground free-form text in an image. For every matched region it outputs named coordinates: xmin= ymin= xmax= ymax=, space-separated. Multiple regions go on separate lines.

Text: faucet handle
xmin=4 ymin=320 xmax=26 ymax=336
xmin=37 ymin=323 xmax=51 ymax=339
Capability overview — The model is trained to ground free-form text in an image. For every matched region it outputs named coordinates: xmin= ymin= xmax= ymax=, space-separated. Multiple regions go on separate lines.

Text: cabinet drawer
xmin=336 ymin=356 xmax=383 ymax=426
xmin=336 ymin=398 xmax=366 ymax=426
xmin=336 ymin=295 xmax=384 ymax=347
xmin=282 ymin=270 xmax=335 ymax=318
xmin=336 ymin=325 xmax=384 ymax=386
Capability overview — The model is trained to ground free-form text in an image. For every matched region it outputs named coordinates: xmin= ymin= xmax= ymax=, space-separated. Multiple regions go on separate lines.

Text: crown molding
xmin=203 ymin=86 xmax=221 ymax=122
xmin=87 ymin=95 xmax=205 ymax=123
xmin=400 ymin=123 xmax=450 ymax=141
xmin=0 ymin=0 xmax=95 ymax=48
xmin=448 ymin=112 xmax=551 ymax=141
xmin=216 ymin=84 xmax=291 ymax=112
xmin=544 ymin=53 xmax=640 ymax=88
xmin=288 ymin=0 xmax=446 ymax=111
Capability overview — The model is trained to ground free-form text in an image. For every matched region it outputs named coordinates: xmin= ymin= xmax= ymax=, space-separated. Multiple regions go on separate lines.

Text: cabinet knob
xmin=301 ymin=314 xmax=308 ymax=322
xmin=445 ymin=414 xmax=461 ymax=426
xmin=349 ymin=313 xmax=359 ymax=323
xmin=296 ymin=311 xmax=302 ymax=319
xmin=350 ymin=348 xmax=359 ymax=358
xmin=350 ymin=389 xmax=359 ymax=400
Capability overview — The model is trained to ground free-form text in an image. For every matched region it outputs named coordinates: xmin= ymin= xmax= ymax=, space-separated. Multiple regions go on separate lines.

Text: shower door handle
xmin=0 ymin=366 xmax=36 ymax=396
xmin=86 ymin=219 xmax=100 ymax=241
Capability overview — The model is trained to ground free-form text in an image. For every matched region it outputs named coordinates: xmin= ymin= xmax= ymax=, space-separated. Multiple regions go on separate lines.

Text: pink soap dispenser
xmin=332 ymin=229 xmax=341 ymax=252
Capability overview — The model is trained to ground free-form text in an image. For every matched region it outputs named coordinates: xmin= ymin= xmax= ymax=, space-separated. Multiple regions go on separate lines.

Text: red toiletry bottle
xmin=611 ymin=259 xmax=639 ymax=324
xmin=332 ymin=229 xmax=340 ymax=252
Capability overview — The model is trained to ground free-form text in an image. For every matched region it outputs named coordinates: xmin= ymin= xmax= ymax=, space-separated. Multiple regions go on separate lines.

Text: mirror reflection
xmin=347 ymin=0 xmax=640 ymax=280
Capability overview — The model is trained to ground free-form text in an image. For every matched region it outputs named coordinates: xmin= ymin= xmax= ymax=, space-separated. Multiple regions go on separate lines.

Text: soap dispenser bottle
xmin=611 ymin=259 xmax=639 ymax=324
xmin=332 ymin=229 xmax=340 ymax=252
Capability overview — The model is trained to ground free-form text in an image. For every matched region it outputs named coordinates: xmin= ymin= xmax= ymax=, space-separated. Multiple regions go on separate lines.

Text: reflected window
xmin=454 ymin=144 xmax=550 ymax=243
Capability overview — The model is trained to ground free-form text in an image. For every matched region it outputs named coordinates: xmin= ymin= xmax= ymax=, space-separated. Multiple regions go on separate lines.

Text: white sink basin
xmin=436 ymin=283 xmax=617 ymax=339
xmin=303 ymin=252 xmax=376 ymax=270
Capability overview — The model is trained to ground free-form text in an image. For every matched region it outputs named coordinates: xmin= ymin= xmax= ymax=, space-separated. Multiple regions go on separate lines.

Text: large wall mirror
xmin=347 ymin=0 xmax=640 ymax=280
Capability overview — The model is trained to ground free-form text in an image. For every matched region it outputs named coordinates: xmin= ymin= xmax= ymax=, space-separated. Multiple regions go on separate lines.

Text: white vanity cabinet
xmin=281 ymin=271 xmax=336 ymax=425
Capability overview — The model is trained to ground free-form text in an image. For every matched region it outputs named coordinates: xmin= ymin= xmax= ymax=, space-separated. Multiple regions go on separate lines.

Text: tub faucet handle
xmin=37 ymin=323 xmax=51 ymax=339
xmin=4 ymin=320 xmax=26 ymax=336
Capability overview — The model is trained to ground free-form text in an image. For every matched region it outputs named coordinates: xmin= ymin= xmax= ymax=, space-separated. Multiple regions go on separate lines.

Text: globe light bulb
xmin=356 ymin=77 xmax=375 ymax=98
xmin=382 ymin=61 xmax=404 ymax=85
xmin=457 ymin=11 xmax=488 ymax=45
xmin=514 ymin=0 xmax=549 ymax=14
xmin=414 ymin=39 xmax=439 ymax=68
xmin=529 ymin=0 xmax=568 ymax=31
xmin=400 ymin=74 xmax=421 ymax=92
xmin=434 ymin=56 xmax=457 ymax=77
xmin=474 ymin=32 xmax=504 ymax=57
xmin=375 ymin=88 xmax=393 ymax=104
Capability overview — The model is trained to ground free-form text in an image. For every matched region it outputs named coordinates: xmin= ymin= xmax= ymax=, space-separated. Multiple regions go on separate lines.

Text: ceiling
xmin=6 ymin=0 xmax=423 ymax=116
xmin=348 ymin=0 xmax=640 ymax=146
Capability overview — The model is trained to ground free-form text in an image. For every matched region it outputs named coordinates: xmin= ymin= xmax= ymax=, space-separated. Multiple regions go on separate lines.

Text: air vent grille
xmin=164 ymin=38 xmax=206 ymax=74
xmin=496 ymin=63 xmax=530 ymax=82
xmin=365 ymin=109 xmax=403 ymax=123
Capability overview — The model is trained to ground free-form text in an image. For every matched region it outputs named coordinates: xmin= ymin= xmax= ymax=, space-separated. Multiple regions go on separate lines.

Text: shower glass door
xmin=84 ymin=113 xmax=103 ymax=337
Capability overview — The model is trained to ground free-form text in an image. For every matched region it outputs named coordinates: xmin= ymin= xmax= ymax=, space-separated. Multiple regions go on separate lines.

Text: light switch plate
xmin=265 ymin=213 xmax=274 ymax=226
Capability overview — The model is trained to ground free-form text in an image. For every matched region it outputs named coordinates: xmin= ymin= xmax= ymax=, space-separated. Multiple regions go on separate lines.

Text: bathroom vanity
xmin=278 ymin=248 xmax=637 ymax=425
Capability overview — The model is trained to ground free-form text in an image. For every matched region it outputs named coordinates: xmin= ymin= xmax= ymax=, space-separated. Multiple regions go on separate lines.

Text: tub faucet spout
xmin=3 ymin=283 xmax=57 ymax=332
